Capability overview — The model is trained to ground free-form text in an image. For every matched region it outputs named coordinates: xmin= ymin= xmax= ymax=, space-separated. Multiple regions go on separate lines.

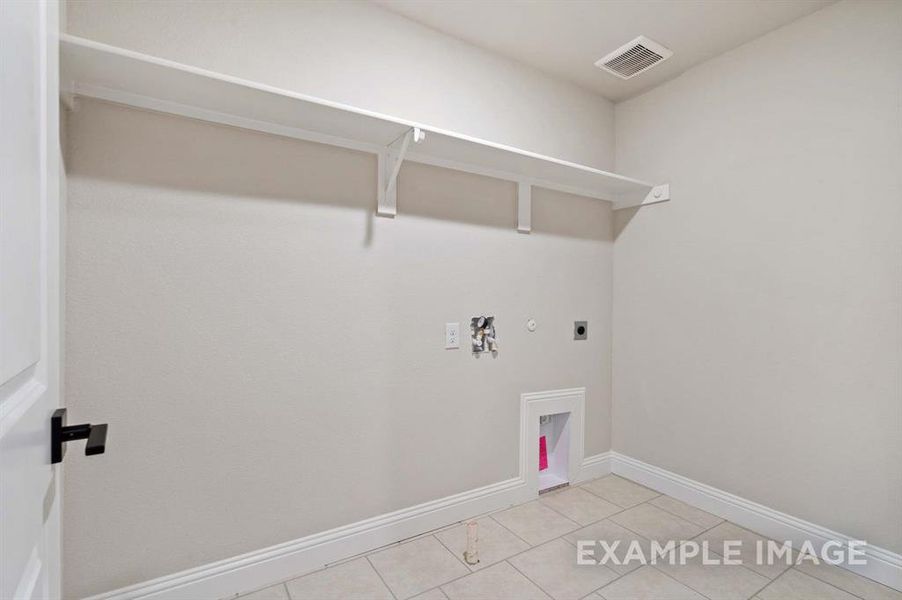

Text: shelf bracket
xmin=643 ymin=183 xmax=670 ymax=206
xmin=613 ymin=183 xmax=670 ymax=210
xmin=517 ymin=182 xmax=532 ymax=233
xmin=60 ymin=88 xmax=78 ymax=112
xmin=378 ymin=127 xmax=425 ymax=217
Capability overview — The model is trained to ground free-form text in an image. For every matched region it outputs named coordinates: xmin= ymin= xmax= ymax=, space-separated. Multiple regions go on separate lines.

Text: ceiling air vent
xmin=595 ymin=36 xmax=673 ymax=79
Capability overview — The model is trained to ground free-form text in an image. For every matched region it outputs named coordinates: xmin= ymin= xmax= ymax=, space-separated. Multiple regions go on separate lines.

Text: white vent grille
xmin=595 ymin=36 xmax=673 ymax=79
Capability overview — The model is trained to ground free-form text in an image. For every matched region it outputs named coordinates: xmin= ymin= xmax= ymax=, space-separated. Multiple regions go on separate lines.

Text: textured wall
xmin=64 ymin=99 xmax=614 ymax=597
xmin=62 ymin=3 xmax=619 ymax=595
xmin=613 ymin=0 xmax=902 ymax=554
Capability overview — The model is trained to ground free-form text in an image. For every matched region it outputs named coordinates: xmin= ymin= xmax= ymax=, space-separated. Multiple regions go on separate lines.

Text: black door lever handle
xmin=85 ymin=423 xmax=108 ymax=456
xmin=52 ymin=408 xmax=108 ymax=464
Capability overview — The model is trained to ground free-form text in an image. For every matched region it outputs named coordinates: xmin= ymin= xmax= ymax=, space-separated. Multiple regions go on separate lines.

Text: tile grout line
xmin=559 ymin=522 xmax=650 ymax=550
xmin=485 ymin=513 xmax=538 ymax=548
xmin=239 ymin=564 xmax=327 ymax=600
xmin=435 ymin=488 xmax=669 ymax=594
xmin=577 ymin=480 xmax=662 ymax=509
xmin=805 ymin=562 xmax=898 ymax=599
xmin=687 ymin=530 xmax=790 ymax=582
xmin=585 ymin=566 xmax=640 ymax=599
xmin=436 ymin=516 xmax=598 ymax=593
xmin=369 ymin=495 xmax=609 ymax=599
xmin=786 ymin=567 xmax=869 ymax=600
xmin=602 ymin=506 xmax=719 ymax=549
xmin=364 ymin=554 xmax=399 ymax=600
xmin=540 ymin=485 xmax=634 ymax=524
xmin=428 ymin=556 xmax=518 ymax=597
xmin=432 ymin=531 xmax=473 ymax=571
xmin=638 ymin=514 xmax=774 ymax=600
xmin=488 ymin=513 xmax=640 ymax=599
xmin=646 ymin=497 xmax=725 ymax=530
xmin=370 ymin=531 xmax=532 ymax=599
xmin=686 ymin=519 xmax=875 ymax=598
xmin=652 ymin=489 xmax=889 ymax=594
xmin=503 ymin=557 xmax=558 ymax=599
xmin=586 ymin=498 xmax=765 ymax=600
xmin=747 ymin=568 xmax=783 ymax=600
xmin=609 ymin=499 xmax=707 ymax=537
xmin=366 ymin=503 xmax=560 ymax=598
xmin=531 ymin=495 xmax=585 ymax=530
xmin=327 ymin=538 xmax=403 ymax=569
xmin=582 ymin=495 xmax=718 ymax=600
xmin=646 ymin=564 xmax=716 ymax=600
xmin=413 ymin=585 xmax=447 ymax=600
xmin=685 ymin=519 xmax=797 ymax=583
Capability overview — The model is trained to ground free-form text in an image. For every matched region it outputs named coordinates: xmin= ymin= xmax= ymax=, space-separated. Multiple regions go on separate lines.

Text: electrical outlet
xmin=445 ymin=322 xmax=460 ymax=349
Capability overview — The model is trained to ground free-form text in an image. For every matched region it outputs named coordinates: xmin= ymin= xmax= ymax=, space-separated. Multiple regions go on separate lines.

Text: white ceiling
xmin=372 ymin=0 xmax=834 ymax=102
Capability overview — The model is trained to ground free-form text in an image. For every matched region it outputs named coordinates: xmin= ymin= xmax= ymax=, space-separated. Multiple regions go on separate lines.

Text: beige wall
xmin=65 ymin=0 xmax=615 ymax=170
xmin=64 ymin=98 xmax=613 ymax=597
xmin=613 ymin=0 xmax=902 ymax=554
xmin=63 ymin=3 xmax=618 ymax=596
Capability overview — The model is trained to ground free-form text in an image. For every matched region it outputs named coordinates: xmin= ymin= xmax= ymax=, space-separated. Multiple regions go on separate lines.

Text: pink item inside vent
xmin=539 ymin=435 xmax=548 ymax=471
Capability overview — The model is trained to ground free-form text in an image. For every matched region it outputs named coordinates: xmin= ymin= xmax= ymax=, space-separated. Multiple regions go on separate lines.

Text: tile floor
xmin=237 ymin=475 xmax=902 ymax=600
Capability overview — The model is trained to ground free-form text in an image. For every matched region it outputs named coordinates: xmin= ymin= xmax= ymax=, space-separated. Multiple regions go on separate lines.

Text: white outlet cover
xmin=445 ymin=322 xmax=460 ymax=349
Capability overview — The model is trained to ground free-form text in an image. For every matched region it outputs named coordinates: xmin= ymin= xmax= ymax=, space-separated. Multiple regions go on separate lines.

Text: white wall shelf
xmin=60 ymin=35 xmax=670 ymax=230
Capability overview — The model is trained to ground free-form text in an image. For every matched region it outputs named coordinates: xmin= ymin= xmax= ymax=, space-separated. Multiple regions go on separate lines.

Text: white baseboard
xmin=86 ymin=448 xmax=900 ymax=597
xmin=87 ymin=387 xmax=613 ymax=600
xmin=610 ymin=452 xmax=902 ymax=592
xmin=84 ymin=477 xmax=525 ymax=600
xmin=87 ymin=458 xmax=607 ymax=600
xmin=577 ymin=451 xmax=612 ymax=482
xmin=83 ymin=447 xmax=901 ymax=598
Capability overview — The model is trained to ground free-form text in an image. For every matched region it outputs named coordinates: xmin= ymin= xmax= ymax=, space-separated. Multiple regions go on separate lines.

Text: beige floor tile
xmin=655 ymin=554 xmax=770 ymax=600
xmin=368 ymin=536 xmax=470 ymax=599
xmin=693 ymin=522 xmax=790 ymax=580
xmin=411 ymin=588 xmax=449 ymax=600
xmin=649 ymin=496 xmax=723 ymax=529
xmin=539 ymin=487 xmax=623 ymax=526
xmin=609 ymin=504 xmax=705 ymax=542
xmin=284 ymin=557 xmax=392 ymax=600
xmin=562 ymin=519 xmax=652 ymax=576
xmin=581 ymin=476 xmax=659 ymax=508
xmin=757 ymin=569 xmax=858 ymax=600
xmin=795 ymin=561 xmax=902 ymax=600
xmin=509 ymin=538 xmax=619 ymax=600
xmin=491 ymin=501 xmax=580 ymax=546
xmin=240 ymin=583 xmax=290 ymax=600
xmin=441 ymin=561 xmax=550 ymax=600
xmin=596 ymin=566 xmax=706 ymax=600
xmin=435 ymin=517 xmax=530 ymax=571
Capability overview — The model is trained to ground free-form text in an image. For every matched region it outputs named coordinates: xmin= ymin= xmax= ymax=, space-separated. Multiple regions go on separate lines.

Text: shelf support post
xmin=517 ymin=182 xmax=532 ymax=233
xmin=378 ymin=127 xmax=425 ymax=217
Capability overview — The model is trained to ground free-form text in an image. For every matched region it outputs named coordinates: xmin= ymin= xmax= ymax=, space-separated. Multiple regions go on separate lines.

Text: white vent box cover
xmin=595 ymin=35 xmax=673 ymax=79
